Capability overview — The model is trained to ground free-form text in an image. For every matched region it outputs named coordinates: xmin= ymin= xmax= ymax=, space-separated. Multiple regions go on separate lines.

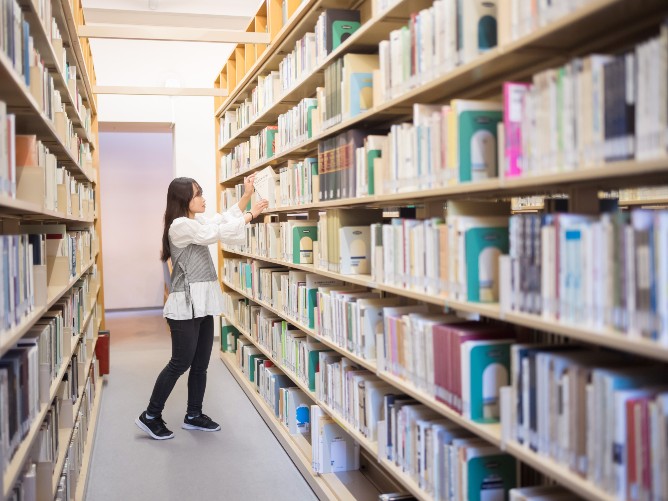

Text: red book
xmin=432 ymin=322 xmax=510 ymax=413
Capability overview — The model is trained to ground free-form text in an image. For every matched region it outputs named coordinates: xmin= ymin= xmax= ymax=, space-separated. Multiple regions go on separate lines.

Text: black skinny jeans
xmin=147 ymin=315 xmax=214 ymax=417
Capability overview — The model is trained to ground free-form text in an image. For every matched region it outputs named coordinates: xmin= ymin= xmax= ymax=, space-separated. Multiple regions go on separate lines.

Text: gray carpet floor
xmin=85 ymin=309 xmax=318 ymax=501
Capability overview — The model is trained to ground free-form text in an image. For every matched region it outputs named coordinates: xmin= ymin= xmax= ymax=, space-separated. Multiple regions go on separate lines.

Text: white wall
xmin=99 ymin=130 xmax=174 ymax=310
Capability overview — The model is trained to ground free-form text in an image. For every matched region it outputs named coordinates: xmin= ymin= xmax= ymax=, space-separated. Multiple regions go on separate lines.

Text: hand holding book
xmin=243 ymin=173 xmax=257 ymax=196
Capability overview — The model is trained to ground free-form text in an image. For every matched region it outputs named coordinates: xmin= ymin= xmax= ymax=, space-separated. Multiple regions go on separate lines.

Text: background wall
xmin=99 ymin=127 xmax=174 ymax=310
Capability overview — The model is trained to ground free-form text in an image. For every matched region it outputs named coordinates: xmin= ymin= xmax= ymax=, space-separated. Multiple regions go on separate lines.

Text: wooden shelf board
xmin=619 ymin=197 xmax=668 ymax=207
xmin=214 ymin=0 xmax=319 ymax=118
xmin=219 ymin=350 xmax=381 ymax=501
xmin=0 ymin=196 xmax=96 ymax=222
xmin=377 ymin=371 xmax=502 ymax=447
xmin=504 ymin=441 xmax=616 ymax=501
xmin=377 ymin=457 xmax=431 ymax=501
xmin=74 ymin=376 xmax=103 ymax=501
xmin=0 ymin=51 xmax=94 ymax=182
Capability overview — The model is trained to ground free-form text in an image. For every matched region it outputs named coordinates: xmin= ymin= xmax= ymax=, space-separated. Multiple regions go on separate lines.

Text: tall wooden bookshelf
xmin=215 ymin=0 xmax=668 ymax=500
xmin=0 ymin=0 xmax=106 ymax=498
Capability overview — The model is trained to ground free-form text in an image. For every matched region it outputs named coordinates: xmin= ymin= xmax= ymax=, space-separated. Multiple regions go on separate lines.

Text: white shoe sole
xmin=135 ymin=418 xmax=174 ymax=440
xmin=181 ymin=423 xmax=221 ymax=432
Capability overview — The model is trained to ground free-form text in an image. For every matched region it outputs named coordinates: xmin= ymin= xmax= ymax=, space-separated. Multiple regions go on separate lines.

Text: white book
xmin=339 ymin=226 xmax=371 ymax=275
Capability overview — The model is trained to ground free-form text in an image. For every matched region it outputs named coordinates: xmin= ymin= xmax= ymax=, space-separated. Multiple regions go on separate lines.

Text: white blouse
xmin=163 ymin=205 xmax=246 ymax=320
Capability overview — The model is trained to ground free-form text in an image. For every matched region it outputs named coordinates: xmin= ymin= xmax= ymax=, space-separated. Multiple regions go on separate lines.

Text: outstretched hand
xmin=251 ymin=199 xmax=269 ymax=218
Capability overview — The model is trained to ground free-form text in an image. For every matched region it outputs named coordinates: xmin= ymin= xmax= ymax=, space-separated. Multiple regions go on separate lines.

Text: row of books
xmin=1 ymin=226 xmax=97 ymax=340
xmin=2 ymin=106 xmax=94 ymax=207
xmin=218 ymin=8 xmax=361 ymax=147
xmin=223 ymin=22 xmax=667 ymax=194
xmin=505 ymin=23 xmax=668 ymax=177
xmin=278 ymin=31 xmax=317 ymax=95
xmin=503 ymin=210 xmax=668 ymax=344
xmin=223 ymin=268 xmax=510 ymax=428
xmin=377 ymin=0 xmax=497 ymax=103
xmin=223 ymin=304 xmax=528 ymax=499
xmin=221 ymin=94 xmax=501 ymax=195
xmin=504 ymin=344 xmax=668 ymax=501
xmin=0 ymin=11 xmax=94 ymax=164
xmin=276 ymin=97 xmax=319 ymax=153
xmin=228 ymin=203 xmax=668 ymax=347
xmin=58 ymin=364 xmax=98 ymax=501
xmin=218 ymin=71 xmax=281 ymax=145
xmin=509 ymin=0 xmax=595 ymax=43
xmin=222 ymin=271 xmax=515 ymax=427
xmin=225 ymin=203 xmax=507 ymax=303
xmin=11 ymin=355 xmax=98 ymax=501
xmin=229 ymin=330 xmax=362 ymax=474
xmin=222 ymin=160 xmax=319 ymax=211
xmin=222 ymin=285 xmax=668 ymax=501
xmin=224 ymin=293 xmax=618 ymax=500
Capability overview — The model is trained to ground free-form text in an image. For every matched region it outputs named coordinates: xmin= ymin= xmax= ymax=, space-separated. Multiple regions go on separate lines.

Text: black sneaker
xmin=182 ymin=413 xmax=221 ymax=432
xmin=135 ymin=411 xmax=174 ymax=440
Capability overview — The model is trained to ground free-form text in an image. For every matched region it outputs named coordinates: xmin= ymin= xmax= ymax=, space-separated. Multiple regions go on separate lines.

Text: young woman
xmin=135 ymin=175 xmax=268 ymax=440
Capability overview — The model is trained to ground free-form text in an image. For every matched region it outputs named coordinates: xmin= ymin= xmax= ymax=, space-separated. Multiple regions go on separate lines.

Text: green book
xmin=466 ymin=453 xmax=516 ymax=501
xmin=454 ymin=100 xmax=503 ymax=182
xmin=248 ymin=353 xmax=267 ymax=383
xmin=465 ymin=226 xmax=508 ymax=302
xmin=306 ymin=99 xmax=318 ymax=138
xmin=462 ymin=339 xmax=513 ymax=423
xmin=307 ymin=348 xmax=331 ymax=391
xmin=292 ymin=225 xmax=318 ymax=264
xmin=220 ymin=320 xmax=240 ymax=352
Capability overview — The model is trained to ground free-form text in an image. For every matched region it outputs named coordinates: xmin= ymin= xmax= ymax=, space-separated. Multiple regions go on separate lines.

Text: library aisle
xmin=85 ymin=310 xmax=317 ymax=501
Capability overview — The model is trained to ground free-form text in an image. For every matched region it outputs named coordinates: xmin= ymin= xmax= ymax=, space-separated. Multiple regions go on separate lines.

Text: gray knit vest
xmin=169 ymin=241 xmax=217 ymax=306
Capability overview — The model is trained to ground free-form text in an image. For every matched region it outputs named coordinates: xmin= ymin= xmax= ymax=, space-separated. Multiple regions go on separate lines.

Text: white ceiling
xmin=84 ymin=0 xmax=263 ymax=91
xmin=83 ymin=0 xmax=263 ymax=18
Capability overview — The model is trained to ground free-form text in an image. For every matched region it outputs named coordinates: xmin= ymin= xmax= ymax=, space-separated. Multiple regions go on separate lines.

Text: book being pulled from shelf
xmin=222 ymin=163 xmax=307 ymax=212
xmin=501 ymin=345 xmax=668 ymax=501
xmin=501 ymin=209 xmax=668 ymax=345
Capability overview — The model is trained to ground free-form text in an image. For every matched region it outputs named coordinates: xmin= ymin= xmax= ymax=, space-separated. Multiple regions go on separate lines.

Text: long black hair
xmin=161 ymin=177 xmax=202 ymax=262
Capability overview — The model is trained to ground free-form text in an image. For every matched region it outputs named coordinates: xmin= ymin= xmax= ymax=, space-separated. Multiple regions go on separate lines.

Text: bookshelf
xmin=0 ymin=0 xmax=106 ymax=497
xmin=216 ymin=0 xmax=668 ymax=500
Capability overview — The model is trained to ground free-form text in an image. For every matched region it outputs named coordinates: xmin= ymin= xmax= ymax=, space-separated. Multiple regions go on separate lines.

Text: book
xmin=453 ymin=100 xmax=504 ymax=182
xmin=323 ymin=9 xmax=361 ymax=54
xmin=253 ymin=166 xmax=278 ymax=206
xmin=342 ymin=54 xmax=379 ymax=119
xmin=339 ymin=226 xmax=370 ymax=275
xmin=503 ymin=82 xmax=531 ymax=178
